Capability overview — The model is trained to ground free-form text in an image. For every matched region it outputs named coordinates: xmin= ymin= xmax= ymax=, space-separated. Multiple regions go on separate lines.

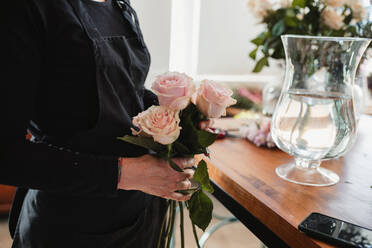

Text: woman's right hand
xmin=117 ymin=155 xmax=195 ymax=201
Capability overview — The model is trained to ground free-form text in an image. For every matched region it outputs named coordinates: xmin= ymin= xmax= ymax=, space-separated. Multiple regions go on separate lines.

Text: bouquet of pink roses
xmin=118 ymin=72 xmax=236 ymax=248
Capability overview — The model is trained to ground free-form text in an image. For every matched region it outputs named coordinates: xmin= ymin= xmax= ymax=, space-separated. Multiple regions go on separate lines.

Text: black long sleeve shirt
xmin=1 ymin=0 xmax=157 ymax=197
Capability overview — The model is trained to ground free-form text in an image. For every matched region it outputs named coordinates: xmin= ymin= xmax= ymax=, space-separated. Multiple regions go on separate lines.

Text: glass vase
xmin=271 ymin=35 xmax=371 ymax=186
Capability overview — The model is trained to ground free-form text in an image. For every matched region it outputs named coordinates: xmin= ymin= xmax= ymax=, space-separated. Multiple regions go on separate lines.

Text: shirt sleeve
xmin=0 ymin=0 xmax=119 ymax=197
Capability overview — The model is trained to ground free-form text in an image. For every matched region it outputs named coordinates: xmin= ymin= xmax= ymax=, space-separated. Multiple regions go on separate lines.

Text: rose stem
xmin=192 ymin=223 xmax=201 ymax=248
xmin=178 ymin=201 xmax=185 ymax=248
xmin=166 ymin=201 xmax=177 ymax=248
xmin=165 ymin=200 xmax=173 ymax=240
xmin=157 ymin=200 xmax=170 ymax=248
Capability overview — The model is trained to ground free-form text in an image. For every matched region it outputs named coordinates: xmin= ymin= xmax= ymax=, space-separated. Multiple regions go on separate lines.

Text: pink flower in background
xmin=324 ymin=0 xmax=346 ymax=7
xmin=132 ymin=106 xmax=181 ymax=145
xmin=321 ymin=8 xmax=344 ymax=30
xmin=195 ymin=80 xmax=237 ymax=118
xmin=253 ymin=132 xmax=266 ymax=147
xmin=244 ymin=122 xmax=259 ymax=141
xmin=240 ymin=117 xmax=275 ymax=148
xmin=260 ymin=117 xmax=271 ymax=133
xmin=247 ymin=0 xmax=272 ymax=20
xmin=347 ymin=0 xmax=366 ymax=21
xmin=266 ymin=133 xmax=275 ymax=148
xmin=238 ymin=88 xmax=262 ymax=104
xmin=152 ymin=72 xmax=195 ymax=111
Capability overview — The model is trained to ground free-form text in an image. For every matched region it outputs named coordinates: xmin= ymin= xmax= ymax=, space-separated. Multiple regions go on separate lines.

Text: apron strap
xmin=116 ymin=0 xmax=146 ymax=46
xmin=68 ymin=0 xmax=101 ymax=40
xmin=69 ymin=0 xmax=146 ymax=46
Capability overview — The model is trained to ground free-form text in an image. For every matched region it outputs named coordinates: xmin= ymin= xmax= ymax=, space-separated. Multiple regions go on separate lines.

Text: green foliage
xmin=232 ymin=89 xmax=262 ymax=111
xmin=173 ymin=141 xmax=191 ymax=155
xmin=249 ymin=47 xmax=258 ymax=60
xmin=177 ymin=103 xmax=218 ymax=155
xmin=249 ymin=1 xmax=371 ymax=72
xmin=117 ymin=136 xmax=166 ymax=153
xmin=189 ymin=190 xmax=213 ymax=231
xmin=194 ymin=160 xmax=214 ymax=193
xmin=253 ymin=57 xmax=269 ymax=72
xmin=272 ymin=19 xmax=286 ymax=36
xmin=292 ymin=0 xmax=306 ymax=8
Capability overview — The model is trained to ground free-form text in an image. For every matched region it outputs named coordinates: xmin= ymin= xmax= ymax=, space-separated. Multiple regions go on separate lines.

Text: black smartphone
xmin=298 ymin=212 xmax=372 ymax=248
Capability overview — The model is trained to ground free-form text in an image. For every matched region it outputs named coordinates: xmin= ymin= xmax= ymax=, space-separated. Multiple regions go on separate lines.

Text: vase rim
xmin=281 ymin=34 xmax=371 ymax=42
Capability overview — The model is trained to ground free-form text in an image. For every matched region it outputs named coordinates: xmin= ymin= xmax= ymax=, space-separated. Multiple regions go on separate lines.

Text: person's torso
xmin=11 ymin=1 xmax=165 ymax=248
xmin=31 ymin=0 xmax=150 ymax=157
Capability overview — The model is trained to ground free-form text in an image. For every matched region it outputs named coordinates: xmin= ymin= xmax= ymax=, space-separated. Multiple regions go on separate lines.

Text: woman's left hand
xmin=118 ymin=155 xmax=195 ymax=201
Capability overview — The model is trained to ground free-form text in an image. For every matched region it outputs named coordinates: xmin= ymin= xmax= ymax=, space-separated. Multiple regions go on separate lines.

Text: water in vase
xmin=272 ymin=89 xmax=356 ymax=161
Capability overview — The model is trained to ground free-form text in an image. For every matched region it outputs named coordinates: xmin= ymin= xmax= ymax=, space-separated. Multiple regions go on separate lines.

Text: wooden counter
xmin=0 ymin=185 xmax=16 ymax=215
xmin=202 ymin=115 xmax=372 ymax=248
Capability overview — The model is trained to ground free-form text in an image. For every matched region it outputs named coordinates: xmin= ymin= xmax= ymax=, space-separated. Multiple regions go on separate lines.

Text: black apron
xmin=10 ymin=1 xmax=166 ymax=247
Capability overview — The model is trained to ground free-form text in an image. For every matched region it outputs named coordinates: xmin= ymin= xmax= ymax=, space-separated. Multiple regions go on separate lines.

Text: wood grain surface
xmin=0 ymin=185 xmax=15 ymax=214
xmin=201 ymin=115 xmax=372 ymax=248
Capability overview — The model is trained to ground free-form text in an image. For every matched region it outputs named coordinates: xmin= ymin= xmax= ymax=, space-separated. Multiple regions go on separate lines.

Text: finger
xmin=209 ymin=119 xmax=215 ymax=128
xmin=167 ymin=192 xmax=191 ymax=202
xmin=175 ymin=179 xmax=191 ymax=191
xmin=173 ymin=157 xmax=195 ymax=169
xmin=183 ymin=169 xmax=194 ymax=179
xmin=173 ymin=169 xmax=194 ymax=181
xmin=185 ymin=158 xmax=195 ymax=168
xmin=172 ymin=158 xmax=187 ymax=169
xmin=199 ymin=120 xmax=210 ymax=130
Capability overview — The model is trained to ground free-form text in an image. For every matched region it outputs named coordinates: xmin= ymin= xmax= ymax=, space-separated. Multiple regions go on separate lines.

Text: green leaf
xmin=168 ymin=159 xmax=183 ymax=172
xmin=251 ymin=32 xmax=267 ymax=46
xmin=345 ymin=25 xmax=357 ymax=35
xmin=262 ymin=37 xmax=277 ymax=55
xmin=117 ymin=135 xmax=165 ymax=152
xmin=253 ymin=57 xmax=269 ymax=73
xmin=292 ymin=0 xmax=306 ymax=8
xmin=330 ymin=29 xmax=345 ymax=36
xmin=286 ymin=8 xmax=296 ymax=18
xmin=285 ymin=16 xmax=299 ymax=27
xmin=189 ymin=190 xmax=213 ymax=231
xmin=249 ymin=47 xmax=258 ymax=60
xmin=194 ymin=160 xmax=214 ymax=193
xmin=344 ymin=13 xmax=352 ymax=25
xmin=251 ymin=37 xmax=264 ymax=46
xmin=197 ymin=130 xmax=218 ymax=148
xmin=272 ymin=19 xmax=285 ymax=36
xmin=173 ymin=141 xmax=191 ymax=154
xmin=271 ymin=45 xmax=285 ymax=59
xmin=177 ymin=103 xmax=217 ymax=153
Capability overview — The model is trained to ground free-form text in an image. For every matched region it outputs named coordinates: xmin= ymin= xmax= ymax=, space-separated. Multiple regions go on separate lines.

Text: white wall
xmin=131 ymin=0 xmax=172 ymax=86
xmin=131 ymin=0 xmax=276 ymax=87
xmin=198 ymin=0 xmax=264 ymax=75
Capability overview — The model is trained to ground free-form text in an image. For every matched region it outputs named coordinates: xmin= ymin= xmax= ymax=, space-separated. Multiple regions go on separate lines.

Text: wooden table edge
xmin=198 ymin=156 xmax=335 ymax=248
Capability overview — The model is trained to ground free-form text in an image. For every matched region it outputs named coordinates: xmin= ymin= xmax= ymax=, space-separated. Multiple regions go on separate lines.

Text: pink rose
xmin=195 ymin=80 xmax=237 ymax=118
xmin=266 ymin=133 xmax=275 ymax=148
xmin=152 ymin=72 xmax=195 ymax=111
xmin=240 ymin=122 xmax=259 ymax=141
xmin=253 ymin=132 xmax=266 ymax=147
xmin=238 ymin=88 xmax=262 ymax=104
xmin=259 ymin=117 xmax=271 ymax=133
xmin=132 ymin=106 xmax=181 ymax=145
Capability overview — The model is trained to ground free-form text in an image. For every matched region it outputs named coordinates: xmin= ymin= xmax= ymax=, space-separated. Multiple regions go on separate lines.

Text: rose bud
xmin=152 ymin=72 xmax=195 ymax=111
xmin=132 ymin=106 xmax=182 ymax=145
xmin=195 ymin=80 xmax=237 ymax=118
